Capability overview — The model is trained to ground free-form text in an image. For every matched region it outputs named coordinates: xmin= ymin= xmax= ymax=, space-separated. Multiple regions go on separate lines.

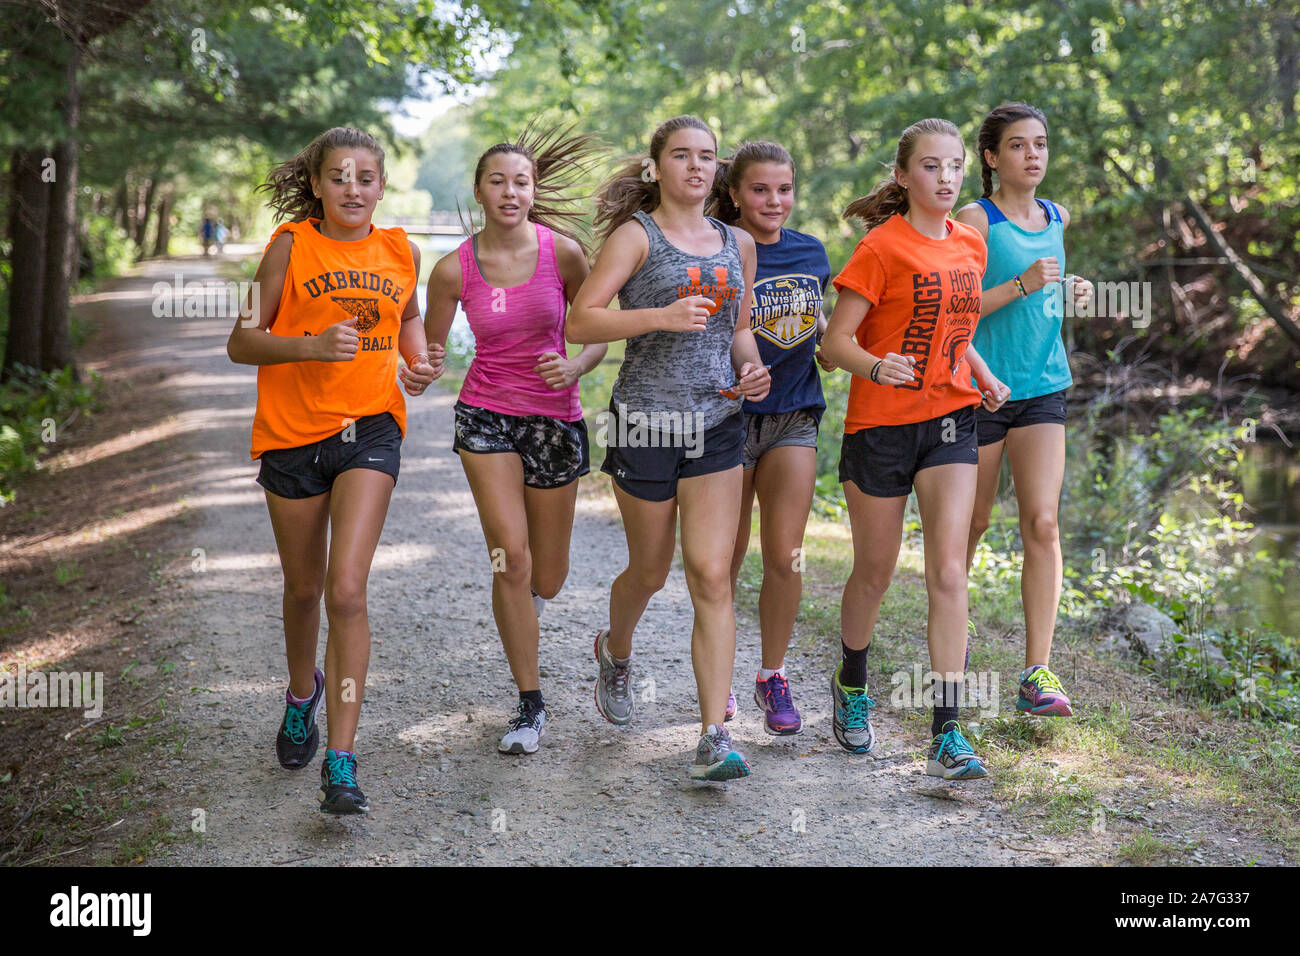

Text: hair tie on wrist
xmin=870 ymin=359 xmax=883 ymax=384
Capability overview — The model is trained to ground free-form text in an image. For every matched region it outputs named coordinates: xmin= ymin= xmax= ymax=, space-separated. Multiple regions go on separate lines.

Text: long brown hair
xmin=977 ymin=103 xmax=1049 ymax=197
xmin=593 ymin=115 xmax=717 ymax=242
xmin=260 ymin=127 xmax=385 ymax=223
xmin=465 ymin=120 xmax=604 ymax=254
xmin=706 ymin=140 xmax=795 ymax=225
xmin=843 ymin=118 xmax=962 ymax=232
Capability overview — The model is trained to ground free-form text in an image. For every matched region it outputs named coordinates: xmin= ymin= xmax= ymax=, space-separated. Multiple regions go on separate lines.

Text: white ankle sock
xmin=757 ymin=666 xmax=785 ymax=681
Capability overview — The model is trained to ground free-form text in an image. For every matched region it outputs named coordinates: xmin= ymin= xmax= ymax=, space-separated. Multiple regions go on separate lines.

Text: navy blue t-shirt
xmin=744 ymin=227 xmax=830 ymax=420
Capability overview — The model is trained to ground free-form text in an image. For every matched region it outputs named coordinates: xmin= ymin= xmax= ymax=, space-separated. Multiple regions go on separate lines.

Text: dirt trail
xmin=71 ymin=252 xmax=1047 ymax=867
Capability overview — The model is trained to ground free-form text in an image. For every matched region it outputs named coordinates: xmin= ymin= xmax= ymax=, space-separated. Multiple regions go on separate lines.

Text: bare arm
xmin=423 ymin=250 xmax=462 ymax=351
xmin=397 ymin=241 xmax=441 ymax=393
xmin=955 ymin=201 xmax=1061 ymax=318
xmin=820 ymin=288 xmax=915 ymax=386
xmin=227 ymin=233 xmax=330 ymax=366
xmin=566 ymin=220 xmax=712 ymax=343
xmin=728 ymin=228 xmax=769 ymax=400
xmin=557 ymin=233 xmax=606 ymax=374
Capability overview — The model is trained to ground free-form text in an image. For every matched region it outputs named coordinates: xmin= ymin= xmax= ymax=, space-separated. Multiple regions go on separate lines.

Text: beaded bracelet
xmin=1012 ymin=274 xmax=1028 ymax=298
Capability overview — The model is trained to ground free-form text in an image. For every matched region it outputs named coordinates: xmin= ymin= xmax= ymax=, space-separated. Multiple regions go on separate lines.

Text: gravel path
xmin=128 ymin=252 xmax=1028 ymax=867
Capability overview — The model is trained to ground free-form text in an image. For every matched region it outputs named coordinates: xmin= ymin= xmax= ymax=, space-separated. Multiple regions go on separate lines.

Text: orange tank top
xmin=250 ymin=219 xmax=415 ymax=459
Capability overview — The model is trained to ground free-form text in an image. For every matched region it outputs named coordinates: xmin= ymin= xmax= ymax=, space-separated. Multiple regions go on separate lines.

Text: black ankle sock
xmin=520 ymin=689 xmax=544 ymax=708
xmin=840 ymin=641 xmax=869 ymax=689
xmin=931 ymin=680 xmax=961 ymax=736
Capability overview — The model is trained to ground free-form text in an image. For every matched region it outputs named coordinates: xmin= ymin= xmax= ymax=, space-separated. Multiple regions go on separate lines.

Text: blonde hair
xmin=843 ymin=118 xmax=963 ymax=232
xmin=260 ymin=127 xmax=385 ymax=223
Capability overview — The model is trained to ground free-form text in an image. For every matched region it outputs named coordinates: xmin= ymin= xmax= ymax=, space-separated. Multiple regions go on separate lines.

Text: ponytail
xmin=594 ymin=115 xmax=716 ymax=242
xmin=843 ymin=118 xmax=962 ymax=233
xmin=843 ymin=180 xmax=910 ymax=232
xmin=260 ymin=127 xmax=386 ymax=223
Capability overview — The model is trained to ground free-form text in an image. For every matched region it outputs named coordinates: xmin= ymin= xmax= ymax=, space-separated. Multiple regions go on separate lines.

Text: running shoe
xmin=1016 ymin=665 xmax=1074 ymax=716
xmin=725 ymin=691 xmax=737 ymax=721
xmin=926 ymin=721 xmax=988 ymax=780
xmin=318 ymin=749 xmax=369 ymax=814
xmin=532 ymin=590 xmax=547 ymax=618
xmin=276 ymin=666 xmax=324 ymax=769
xmin=754 ymin=672 xmax=802 ymax=735
xmin=593 ymin=629 xmax=633 ymax=725
xmin=499 ymin=699 xmax=547 ymax=754
xmin=831 ymin=662 xmax=876 ymax=753
xmin=689 ymin=725 xmax=752 ymax=781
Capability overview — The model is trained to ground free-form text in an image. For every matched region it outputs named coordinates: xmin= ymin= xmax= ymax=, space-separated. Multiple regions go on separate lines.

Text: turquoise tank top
xmin=969 ymin=197 xmax=1073 ymax=400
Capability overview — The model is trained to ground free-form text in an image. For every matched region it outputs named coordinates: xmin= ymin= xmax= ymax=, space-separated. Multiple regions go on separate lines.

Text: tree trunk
xmin=40 ymin=38 xmax=80 ymax=375
xmin=152 ymin=185 xmax=173 ymax=258
xmin=1277 ymin=13 xmax=1298 ymax=125
xmin=116 ymin=177 xmax=130 ymax=232
xmin=134 ymin=174 xmax=157 ymax=253
xmin=2 ymin=148 xmax=51 ymax=381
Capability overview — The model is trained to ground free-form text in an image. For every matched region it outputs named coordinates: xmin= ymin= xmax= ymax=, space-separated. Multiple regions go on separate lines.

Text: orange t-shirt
xmin=832 ymin=214 xmax=986 ymax=432
xmin=250 ymin=219 xmax=415 ymax=459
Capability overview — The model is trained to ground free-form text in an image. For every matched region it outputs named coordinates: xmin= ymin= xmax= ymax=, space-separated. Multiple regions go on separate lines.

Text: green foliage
xmin=967 ymin=391 xmax=1297 ymax=721
xmin=0 ymin=364 xmax=102 ymax=504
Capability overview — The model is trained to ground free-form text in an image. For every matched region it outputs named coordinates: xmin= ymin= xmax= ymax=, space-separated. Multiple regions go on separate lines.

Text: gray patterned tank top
xmin=611 ymin=210 xmax=745 ymax=433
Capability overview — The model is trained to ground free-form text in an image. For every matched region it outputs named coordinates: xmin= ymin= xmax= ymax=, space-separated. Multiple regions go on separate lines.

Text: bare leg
xmin=913 ymin=462 xmax=977 ymax=677
xmin=321 ymin=468 xmax=394 ymax=752
xmin=1005 ymin=423 xmax=1066 ymax=669
xmin=264 ymin=489 xmax=330 ymax=699
xmin=678 ymin=465 xmax=744 ymax=732
xmin=840 ymin=481 xmax=907 ymax=653
xmin=966 ymin=439 xmax=1005 ymax=570
xmin=607 ymin=485 xmax=677 ymax=660
xmin=459 ymin=451 xmax=540 ymax=692
xmin=752 ymin=445 xmax=817 ymax=670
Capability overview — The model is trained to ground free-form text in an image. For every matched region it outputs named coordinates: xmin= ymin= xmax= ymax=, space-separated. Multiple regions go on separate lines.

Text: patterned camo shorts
xmin=453 ymin=401 xmax=590 ymax=489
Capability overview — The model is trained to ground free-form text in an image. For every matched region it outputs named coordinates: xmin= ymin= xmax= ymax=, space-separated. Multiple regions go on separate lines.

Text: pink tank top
xmin=457 ymin=223 xmax=582 ymax=420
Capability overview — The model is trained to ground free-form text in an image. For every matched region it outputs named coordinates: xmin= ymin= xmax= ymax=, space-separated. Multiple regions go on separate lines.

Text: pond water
xmin=1239 ymin=440 xmax=1300 ymax=638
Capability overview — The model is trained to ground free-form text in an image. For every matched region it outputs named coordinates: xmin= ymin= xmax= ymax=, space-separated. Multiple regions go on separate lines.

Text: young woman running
xmin=228 ymin=127 xmax=439 ymax=814
xmin=425 ymin=125 xmax=607 ymax=755
xmin=708 ymin=141 xmax=833 ymax=736
xmin=567 ymin=115 xmax=771 ymax=781
xmin=956 ymin=103 xmax=1094 ymax=717
xmin=820 ymin=118 xmax=1010 ymax=780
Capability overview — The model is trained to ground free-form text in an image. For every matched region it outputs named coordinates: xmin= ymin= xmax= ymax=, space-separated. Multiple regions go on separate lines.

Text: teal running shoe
xmin=926 ymin=721 xmax=988 ymax=780
xmin=276 ymin=667 xmax=323 ymax=769
xmin=318 ymin=749 xmax=369 ymax=814
xmin=831 ymin=662 xmax=876 ymax=753
xmin=689 ymin=725 xmax=751 ymax=781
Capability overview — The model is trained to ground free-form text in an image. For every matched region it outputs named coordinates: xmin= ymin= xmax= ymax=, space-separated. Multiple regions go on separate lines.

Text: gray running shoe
xmin=532 ymin=590 xmax=547 ymax=618
xmin=593 ymin=629 xmax=633 ymax=725
xmin=689 ymin=725 xmax=752 ymax=781
xmin=499 ymin=699 xmax=546 ymax=755
xmin=926 ymin=720 xmax=988 ymax=780
xmin=831 ymin=662 xmax=876 ymax=754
